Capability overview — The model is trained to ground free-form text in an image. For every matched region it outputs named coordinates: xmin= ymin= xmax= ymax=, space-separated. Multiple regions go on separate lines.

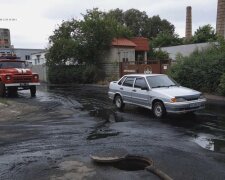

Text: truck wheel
xmin=30 ymin=86 xmax=36 ymax=97
xmin=153 ymin=101 xmax=166 ymax=118
xmin=8 ymin=87 xmax=18 ymax=96
xmin=0 ymin=83 xmax=6 ymax=97
xmin=114 ymin=95 xmax=124 ymax=110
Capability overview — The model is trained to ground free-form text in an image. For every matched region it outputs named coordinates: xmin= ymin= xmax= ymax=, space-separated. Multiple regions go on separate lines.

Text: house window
xmin=25 ymin=55 xmax=30 ymax=60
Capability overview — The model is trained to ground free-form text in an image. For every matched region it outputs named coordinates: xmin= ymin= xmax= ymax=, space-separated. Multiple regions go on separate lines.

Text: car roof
xmin=123 ymin=74 xmax=165 ymax=77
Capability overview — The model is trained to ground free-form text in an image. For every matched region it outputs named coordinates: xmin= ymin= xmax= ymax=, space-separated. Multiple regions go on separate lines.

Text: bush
xmin=48 ymin=65 xmax=105 ymax=84
xmin=168 ymin=41 xmax=225 ymax=94
xmin=82 ymin=64 xmax=105 ymax=83
xmin=218 ymin=73 xmax=225 ymax=96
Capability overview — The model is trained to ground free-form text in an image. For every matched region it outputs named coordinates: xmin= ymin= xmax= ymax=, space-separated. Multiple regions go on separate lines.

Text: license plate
xmin=20 ymin=83 xmax=28 ymax=86
xmin=190 ymin=103 xmax=200 ymax=108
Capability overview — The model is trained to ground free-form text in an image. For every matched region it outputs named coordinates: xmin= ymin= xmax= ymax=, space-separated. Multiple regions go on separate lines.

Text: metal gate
xmin=119 ymin=60 xmax=171 ymax=77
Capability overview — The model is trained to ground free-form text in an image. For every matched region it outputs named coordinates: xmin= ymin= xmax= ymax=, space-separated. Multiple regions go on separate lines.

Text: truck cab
xmin=0 ymin=54 xmax=40 ymax=97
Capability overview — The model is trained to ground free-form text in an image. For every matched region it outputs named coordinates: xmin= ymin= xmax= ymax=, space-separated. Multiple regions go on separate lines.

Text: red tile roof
xmin=130 ymin=37 xmax=149 ymax=51
xmin=112 ymin=38 xmax=136 ymax=47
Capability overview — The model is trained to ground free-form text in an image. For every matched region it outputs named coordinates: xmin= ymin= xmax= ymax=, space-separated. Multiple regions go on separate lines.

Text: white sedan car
xmin=108 ymin=74 xmax=206 ymax=118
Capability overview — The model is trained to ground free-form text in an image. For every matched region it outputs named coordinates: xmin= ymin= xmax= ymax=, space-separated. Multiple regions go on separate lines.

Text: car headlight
xmin=33 ymin=75 xmax=39 ymax=80
xmin=6 ymin=75 xmax=11 ymax=80
xmin=171 ymin=97 xmax=186 ymax=103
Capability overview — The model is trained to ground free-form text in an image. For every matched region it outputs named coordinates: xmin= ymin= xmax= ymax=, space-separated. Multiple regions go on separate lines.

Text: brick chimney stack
xmin=216 ymin=0 xmax=225 ymax=37
xmin=185 ymin=6 xmax=192 ymax=40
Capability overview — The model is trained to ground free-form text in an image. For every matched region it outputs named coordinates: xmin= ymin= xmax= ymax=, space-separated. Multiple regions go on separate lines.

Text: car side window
xmin=122 ymin=77 xmax=135 ymax=87
xmin=134 ymin=77 xmax=148 ymax=89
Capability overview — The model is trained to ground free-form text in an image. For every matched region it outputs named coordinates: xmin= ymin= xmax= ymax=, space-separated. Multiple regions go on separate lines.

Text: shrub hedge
xmin=48 ymin=64 xmax=105 ymax=84
xmin=168 ymin=41 xmax=225 ymax=95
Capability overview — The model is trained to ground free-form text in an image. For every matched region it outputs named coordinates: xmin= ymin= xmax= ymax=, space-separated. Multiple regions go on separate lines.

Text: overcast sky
xmin=0 ymin=0 xmax=217 ymax=49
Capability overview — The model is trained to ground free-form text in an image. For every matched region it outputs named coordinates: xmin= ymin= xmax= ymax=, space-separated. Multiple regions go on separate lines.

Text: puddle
xmin=194 ymin=134 xmax=225 ymax=153
xmin=87 ymin=111 xmax=122 ymax=140
xmin=87 ymin=124 xmax=120 ymax=140
xmin=89 ymin=109 xmax=124 ymax=122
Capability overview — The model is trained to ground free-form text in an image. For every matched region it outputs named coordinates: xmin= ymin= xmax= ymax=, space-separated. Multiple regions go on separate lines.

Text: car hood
xmin=0 ymin=68 xmax=32 ymax=75
xmin=152 ymin=86 xmax=200 ymax=98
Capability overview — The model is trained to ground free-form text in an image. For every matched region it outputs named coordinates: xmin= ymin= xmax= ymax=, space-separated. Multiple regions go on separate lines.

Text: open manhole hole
xmin=91 ymin=149 xmax=173 ymax=180
xmin=112 ymin=155 xmax=152 ymax=171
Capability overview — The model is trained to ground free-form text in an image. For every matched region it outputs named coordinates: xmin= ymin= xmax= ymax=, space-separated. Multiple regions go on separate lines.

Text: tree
xmin=47 ymin=8 xmax=131 ymax=66
xmin=123 ymin=9 xmax=149 ymax=36
xmin=106 ymin=8 xmax=124 ymax=25
xmin=151 ymin=31 xmax=182 ymax=48
xmin=192 ymin=24 xmax=217 ymax=43
xmin=104 ymin=9 xmax=175 ymax=39
xmin=147 ymin=16 xmax=175 ymax=38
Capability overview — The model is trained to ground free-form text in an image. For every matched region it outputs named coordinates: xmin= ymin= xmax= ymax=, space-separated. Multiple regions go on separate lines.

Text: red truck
xmin=0 ymin=55 xmax=40 ymax=97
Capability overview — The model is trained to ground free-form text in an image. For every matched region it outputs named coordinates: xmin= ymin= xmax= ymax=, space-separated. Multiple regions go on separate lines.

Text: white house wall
xmin=31 ymin=52 xmax=46 ymax=65
xmin=102 ymin=47 xmax=135 ymax=80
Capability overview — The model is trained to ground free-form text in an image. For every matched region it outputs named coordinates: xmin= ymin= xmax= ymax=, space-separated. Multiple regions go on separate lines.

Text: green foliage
xmin=48 ymin=65 xmax=105 ymax=84
xmin=152 ymin=31 xmax=183 ymax=48
xmin=183 ymin=24 xmax=217 ymax=44
xmin=46 ymin=38 xmax=78 ymax=66
xmin=218 ymin=73 xmax=225 ymax=96
xmin=148 ymin=49 xmax=169 ymax=60
xmin=147 ymin=16 xmax=175 ymax=38
xmin=168 ymin=40 xmax=225 ymax=94
xmin=82 ymin=64 xmax=105 ymax=83
xmin=105 ymin=9 xmax=175 ymax=39
xmin=47 ymin=8 xmax=131 ymax=67
xmin=193 ymin=24 xmax=217 ymax=43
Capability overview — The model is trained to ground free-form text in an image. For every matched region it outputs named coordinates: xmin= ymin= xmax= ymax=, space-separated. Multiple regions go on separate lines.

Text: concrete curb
xmin=204 ymin=93 xmax=225 ymax=105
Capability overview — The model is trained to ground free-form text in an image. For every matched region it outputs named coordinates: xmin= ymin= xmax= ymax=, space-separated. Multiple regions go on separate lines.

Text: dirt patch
xmin=0 ymin=99 xmax=38 ymax=121
xmin=51 ymin=160 xmax=96 ymax=180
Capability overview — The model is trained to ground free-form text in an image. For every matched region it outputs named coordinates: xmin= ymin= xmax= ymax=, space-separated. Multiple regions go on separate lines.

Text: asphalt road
xmin=0 ymin=84 xmax=225 ymax=180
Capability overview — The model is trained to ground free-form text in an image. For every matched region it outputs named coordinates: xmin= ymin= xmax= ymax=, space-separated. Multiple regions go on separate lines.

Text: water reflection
xmin=87 ymin=111 xmax=122 ymax=140
xmin=194 ymin=134 xmax=225 ymax=153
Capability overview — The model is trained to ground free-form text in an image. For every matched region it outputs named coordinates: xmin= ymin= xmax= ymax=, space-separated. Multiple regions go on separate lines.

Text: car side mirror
xmin=141 ymin=87 xmax=149 ymax=91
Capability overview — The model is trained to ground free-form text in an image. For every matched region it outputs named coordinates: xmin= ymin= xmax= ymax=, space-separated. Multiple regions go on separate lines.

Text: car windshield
xmin=0 ymin=61 xmax=26 ymax=69
xmin=146 ymin=75 xmax=178 ymax=88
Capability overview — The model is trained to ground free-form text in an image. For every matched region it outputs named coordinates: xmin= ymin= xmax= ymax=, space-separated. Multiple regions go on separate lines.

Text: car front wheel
xmin=114 ymin=95 xmax=124 ymax=110
xmin=153 ymin=101 xmax=166 ymax=118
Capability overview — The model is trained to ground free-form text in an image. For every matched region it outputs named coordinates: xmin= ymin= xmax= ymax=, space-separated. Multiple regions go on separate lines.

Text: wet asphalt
xmin=0 ymin=84 xmax=225 ymax=180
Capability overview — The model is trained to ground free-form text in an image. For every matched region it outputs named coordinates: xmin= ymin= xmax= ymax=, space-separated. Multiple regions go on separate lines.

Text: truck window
xmin=0 ymin=61 xmax=26 ymax=69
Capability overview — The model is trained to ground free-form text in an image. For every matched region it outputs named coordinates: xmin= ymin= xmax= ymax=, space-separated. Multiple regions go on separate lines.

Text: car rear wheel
xmin=114 ymin=95 xmax=124 ymax=110
xmin=0 ymin=83 xmax=6 ymax=97
xmin=153 ymin=101 xmax=166 ymax=118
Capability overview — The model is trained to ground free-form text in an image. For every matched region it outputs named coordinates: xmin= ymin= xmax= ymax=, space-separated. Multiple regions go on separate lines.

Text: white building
xmin=30 ymin=51 xmax=47 ymax=65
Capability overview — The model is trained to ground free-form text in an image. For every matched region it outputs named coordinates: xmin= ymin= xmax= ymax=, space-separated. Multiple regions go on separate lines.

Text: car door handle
xmin=120 ymin=88 xmax=123 ymax=90
xmin=132 ymin=89 xmax=136 ymax=92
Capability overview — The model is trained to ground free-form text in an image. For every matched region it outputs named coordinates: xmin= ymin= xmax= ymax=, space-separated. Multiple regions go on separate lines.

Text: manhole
xmin=91 ymin=149 xmax=173 ymax=180
xmin=112 ymin=155 xmax=152 ymax=171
